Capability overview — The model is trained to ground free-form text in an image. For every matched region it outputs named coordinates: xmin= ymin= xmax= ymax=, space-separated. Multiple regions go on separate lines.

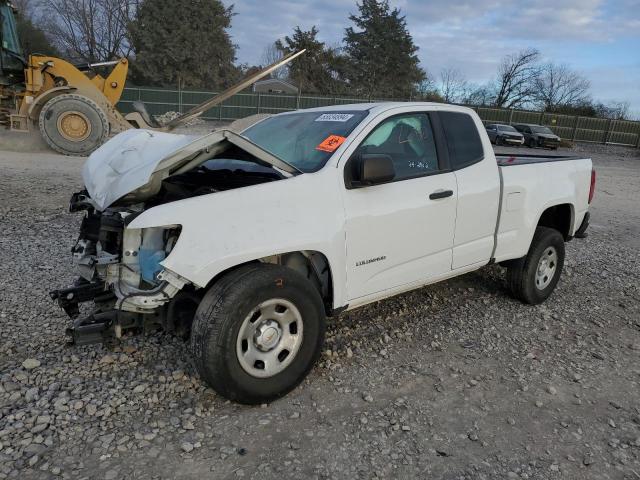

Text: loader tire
xmin=190 ymin=264 xmax=326 ymax=404
xmin=39 ymin=94 xmax=109 ymax=156
xmin=507 ymin=226 xmax=565 ymax=305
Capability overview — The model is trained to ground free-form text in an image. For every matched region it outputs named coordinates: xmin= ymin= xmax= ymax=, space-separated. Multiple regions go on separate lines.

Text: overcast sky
xmin=225 ymin=0 xmax=640 ymax=117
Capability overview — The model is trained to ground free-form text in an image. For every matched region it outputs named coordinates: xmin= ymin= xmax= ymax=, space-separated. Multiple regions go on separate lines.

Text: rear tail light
xmin=588 ymin=169 xmax=596 ymax=204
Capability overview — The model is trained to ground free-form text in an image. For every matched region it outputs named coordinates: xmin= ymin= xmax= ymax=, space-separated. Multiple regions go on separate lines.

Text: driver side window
xmin=355 ymin=113 xmax=440 ymax=181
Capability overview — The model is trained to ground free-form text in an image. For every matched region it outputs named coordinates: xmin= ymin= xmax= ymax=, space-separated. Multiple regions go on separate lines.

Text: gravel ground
xmin=0 ymin=143 xmax=639 ymax=480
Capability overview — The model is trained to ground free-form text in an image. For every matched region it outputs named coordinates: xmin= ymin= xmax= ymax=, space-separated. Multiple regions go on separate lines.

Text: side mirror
xmin=354 ymin=154 xmax=395 ymax=186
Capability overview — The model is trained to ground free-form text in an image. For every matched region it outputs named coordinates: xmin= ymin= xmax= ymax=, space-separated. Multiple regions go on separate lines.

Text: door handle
xmin=429 ymin=189 xmax=454 ymax=200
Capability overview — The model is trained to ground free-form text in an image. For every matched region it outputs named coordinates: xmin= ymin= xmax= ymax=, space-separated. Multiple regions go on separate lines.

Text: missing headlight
xmin=138 ymin=226 xmax=181 ymax=284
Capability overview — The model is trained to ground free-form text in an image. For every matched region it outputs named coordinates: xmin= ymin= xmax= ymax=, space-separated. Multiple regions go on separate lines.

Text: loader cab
xmin=0 ymin=1 xmax=25 ymax=83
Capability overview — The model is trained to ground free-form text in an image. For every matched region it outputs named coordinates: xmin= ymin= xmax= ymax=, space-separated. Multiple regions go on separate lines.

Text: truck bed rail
xmin=496 ymin=153 xmax=585 ymax=167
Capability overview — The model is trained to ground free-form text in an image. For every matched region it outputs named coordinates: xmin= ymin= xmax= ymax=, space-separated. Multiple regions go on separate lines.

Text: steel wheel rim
xmin=236 ymin=298 xmax=304 ymax=378
xmin=57 ymin=110 xmax=91 ymax=142
xmin=535 ymin=246 xmax=558 ymax=290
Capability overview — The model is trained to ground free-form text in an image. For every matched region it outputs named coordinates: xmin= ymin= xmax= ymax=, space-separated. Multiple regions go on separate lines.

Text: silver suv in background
xmin=485 ymin=124 xmax=524 ymax=146
xmin=514 ymin=123 xmax=561 ymax=149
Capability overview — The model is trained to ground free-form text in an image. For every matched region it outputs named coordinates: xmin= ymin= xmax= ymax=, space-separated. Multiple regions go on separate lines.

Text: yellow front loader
xmin=1 ymin=1 xmax=131 ymax=155
xmin=1 ymin=1 xmax=305 ymax=155
xmin=9 ymin=56 xmax=131 ymax=155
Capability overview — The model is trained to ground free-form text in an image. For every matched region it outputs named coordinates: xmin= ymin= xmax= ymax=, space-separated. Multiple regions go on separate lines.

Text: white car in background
xmin=485 ymin=123 xmax=525 ymax=146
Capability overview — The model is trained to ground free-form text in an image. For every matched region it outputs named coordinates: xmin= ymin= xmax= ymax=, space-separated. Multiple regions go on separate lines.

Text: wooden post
xmin=603 ymin=118 xmax=612 ymax=145
xmin=508 ymin=108 xmax=514 ymax=125
xmin=572 ymin=116 xmax=579 ymax=141
xmin=257 ymin=92 xmax=261 ymax=114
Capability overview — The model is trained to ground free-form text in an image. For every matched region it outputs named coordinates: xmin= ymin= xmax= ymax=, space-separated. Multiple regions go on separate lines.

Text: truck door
xmin=438 ymin=111 xmax=501 ymax=269
xmin=342 ymin=112 xmax=457 ymax=301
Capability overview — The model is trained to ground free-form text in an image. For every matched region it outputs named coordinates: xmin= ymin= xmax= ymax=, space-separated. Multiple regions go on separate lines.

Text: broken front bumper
xmin=50 ymin=193 xmax=189 ymax=345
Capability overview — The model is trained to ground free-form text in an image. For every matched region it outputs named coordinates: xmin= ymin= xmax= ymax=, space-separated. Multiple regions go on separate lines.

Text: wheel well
xmin=204 ymin=251 xmax=335 ymax=316
xmin=537 ymin=204 xmax=573 ymax=240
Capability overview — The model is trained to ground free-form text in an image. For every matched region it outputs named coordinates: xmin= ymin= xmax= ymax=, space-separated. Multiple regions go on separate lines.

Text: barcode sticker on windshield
xmin=315 ymin=113 xmax=354 ymax=122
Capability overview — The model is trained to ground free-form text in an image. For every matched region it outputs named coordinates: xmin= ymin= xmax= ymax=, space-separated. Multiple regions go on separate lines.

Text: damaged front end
xmin=50 ymin=117 xmax=298 ymax=345
xmin=50 ymin=192 xmax=194 ymax=345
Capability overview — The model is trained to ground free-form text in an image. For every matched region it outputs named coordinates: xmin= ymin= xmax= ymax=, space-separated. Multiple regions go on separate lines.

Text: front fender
xmin=27 ymin=86 xmax=76 ymax=120
xmin=127 ymin=169 xmax=348 ymax=308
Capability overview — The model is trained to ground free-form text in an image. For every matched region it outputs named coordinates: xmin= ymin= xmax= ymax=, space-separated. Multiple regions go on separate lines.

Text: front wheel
xmin=527 ymin=138 xmax=536 ymax=148
xmin=495 ymin=136 xmax=503 ymax=146
xmin=506 ymin=227 xmax=565 ymax=304
xmin=190 ymin=264 xmax=326 ymax=404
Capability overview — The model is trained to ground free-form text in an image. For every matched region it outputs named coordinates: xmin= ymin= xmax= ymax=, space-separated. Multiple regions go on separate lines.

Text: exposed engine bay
xmin=148 ymin=146 xmax=283 ymax=207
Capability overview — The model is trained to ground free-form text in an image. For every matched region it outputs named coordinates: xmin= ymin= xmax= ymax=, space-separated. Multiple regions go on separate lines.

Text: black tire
xmin=39 ymin=94 xmax=109 ymax=156
xmin=506 ymin=226 xmax=565 ymax=305
xmin=527 ymin=138 xmax=536 ymax=148
xmin=495 ymin=136 xmax=503 ymax=146
xmin=190 ymin=264 xmax=326 ymax=404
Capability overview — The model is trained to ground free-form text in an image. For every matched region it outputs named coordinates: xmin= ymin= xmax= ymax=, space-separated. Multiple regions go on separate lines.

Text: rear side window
xmin=439 ymin=112 xmax=484 ymax=170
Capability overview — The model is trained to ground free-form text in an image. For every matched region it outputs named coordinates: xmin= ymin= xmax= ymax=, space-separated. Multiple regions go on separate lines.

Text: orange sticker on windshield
xmin=316 ymin=135 xmax=346 ymax=153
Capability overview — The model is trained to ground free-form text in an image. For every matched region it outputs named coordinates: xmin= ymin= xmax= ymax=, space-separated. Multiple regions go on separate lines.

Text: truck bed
xmin=492 ymin=152 xmax=592 ymax=264
xmin=495 ymin=153 xmax=584 ymax=167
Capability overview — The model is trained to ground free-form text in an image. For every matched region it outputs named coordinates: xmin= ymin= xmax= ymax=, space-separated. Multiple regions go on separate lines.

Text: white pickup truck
xmin=51 ymin=102 xmax=595 ymax=404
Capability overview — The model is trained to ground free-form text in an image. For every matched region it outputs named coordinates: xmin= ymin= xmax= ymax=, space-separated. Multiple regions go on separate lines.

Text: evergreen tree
xmin=275 ymin=26 xmax=342 ymax=94
xmin=16 ymin=13 xmax=59 ymax=57
xmin=129 ymin=0 xmax=239 ymax=89
xmin=343 ymin=0 xmax=425 ymax=97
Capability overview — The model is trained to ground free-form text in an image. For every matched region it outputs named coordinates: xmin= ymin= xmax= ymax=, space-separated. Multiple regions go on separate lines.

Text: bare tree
xmin=260 ymin=42 xmax=288 ymax=79
xmin=463 ymin=84 xmax=493 ymax=106
xmin=533 ymin=63 xmax=591 ymax=110
xmin=439 ymin=67 xmax=467 ymax=103
xmin=414 ymin=74 xmax=442 ymax=101
xmin=13 ymin=0 xmax=34 ymax=17
xmin=38 ymin=0 xmax=137 ymax=62
xmin=493 ymin=48 xmax=541 ymax=108
xmin=594 ymin=101 xmax=631 ymax=120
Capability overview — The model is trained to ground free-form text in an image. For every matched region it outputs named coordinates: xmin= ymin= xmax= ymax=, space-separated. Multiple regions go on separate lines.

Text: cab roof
xmin=281 ymin=101 xmax=476 ymax=116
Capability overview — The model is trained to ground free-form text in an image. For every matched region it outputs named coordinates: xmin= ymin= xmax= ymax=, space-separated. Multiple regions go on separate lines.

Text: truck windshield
xmin=243 ymin=110 xmax=369 ymax=173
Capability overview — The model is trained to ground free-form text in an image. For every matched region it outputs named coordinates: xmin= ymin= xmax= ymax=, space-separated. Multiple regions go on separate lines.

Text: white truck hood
xmin=82 ymin=129 xmax=198 ymax=210
xmin=82 ymin=125 xmax=296 ymax=211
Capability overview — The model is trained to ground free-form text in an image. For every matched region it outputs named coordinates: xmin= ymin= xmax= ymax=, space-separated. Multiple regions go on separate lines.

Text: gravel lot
xmin=0 ymin=142 xmax=639 ymax=480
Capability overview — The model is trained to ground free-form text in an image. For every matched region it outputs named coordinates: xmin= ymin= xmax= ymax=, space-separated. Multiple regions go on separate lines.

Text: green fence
xmin=118 ymin=87 xmax=640 ymax=147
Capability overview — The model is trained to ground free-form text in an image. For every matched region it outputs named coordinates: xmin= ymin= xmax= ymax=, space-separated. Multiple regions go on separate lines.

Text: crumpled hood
xmin=82 ymin=129 xmax=198 ymax=211
xmin=82 ymin=114 xmax=295 ymax=211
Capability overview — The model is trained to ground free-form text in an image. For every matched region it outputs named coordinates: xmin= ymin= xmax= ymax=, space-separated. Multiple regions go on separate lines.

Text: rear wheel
xmin=507 ymin=227 xmax=565 ymax=304
xmin=39 ymin=94 xmax=109 ymax=156
xmin=190 ymin=264 xmax=326 ymax=404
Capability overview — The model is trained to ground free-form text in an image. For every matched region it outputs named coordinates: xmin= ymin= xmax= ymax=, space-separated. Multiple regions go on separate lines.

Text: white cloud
xmin=225 ymin=0 xmax=640 ymax=112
